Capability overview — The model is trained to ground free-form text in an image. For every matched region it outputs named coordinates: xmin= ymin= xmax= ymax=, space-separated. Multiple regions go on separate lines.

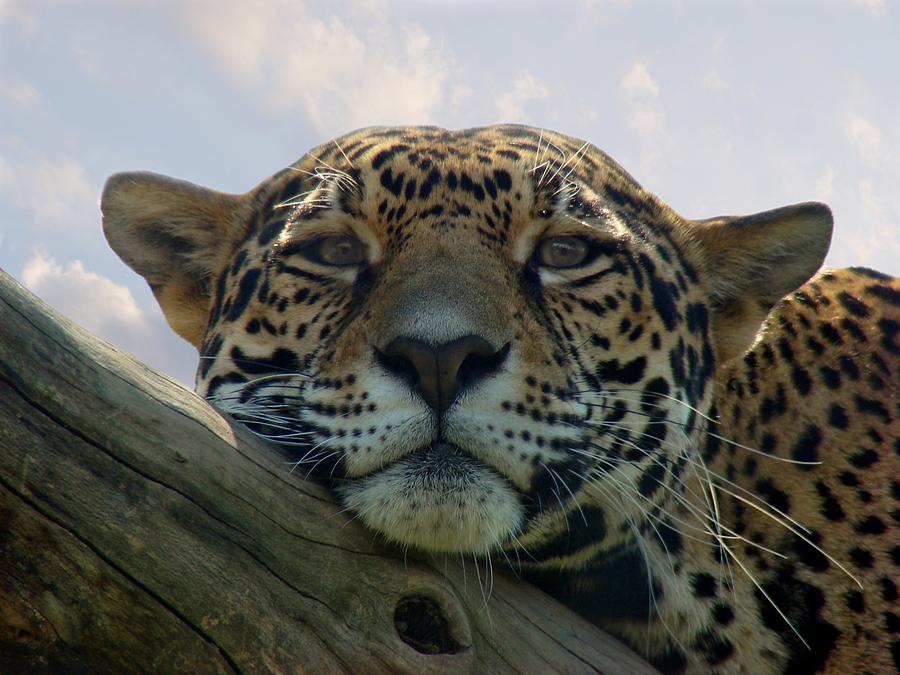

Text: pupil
xmin=326 ymin=236 xmax=358 ymax=264
xmin=553 ymin=239 xmax=581 ymax=265
xmin=557 ymin=242 xmax=575 ymax=259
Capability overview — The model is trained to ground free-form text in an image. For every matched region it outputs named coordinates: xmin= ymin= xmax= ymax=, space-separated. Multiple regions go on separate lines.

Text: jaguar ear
xmin=101 ymin=171 xmax=248 ymax=348
xmin=687 ymin=202 xmax=833 ymax=364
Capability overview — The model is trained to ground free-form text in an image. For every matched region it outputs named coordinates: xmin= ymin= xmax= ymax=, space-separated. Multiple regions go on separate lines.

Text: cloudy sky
xmin=1 ymin=0 xmax=897 ymax=386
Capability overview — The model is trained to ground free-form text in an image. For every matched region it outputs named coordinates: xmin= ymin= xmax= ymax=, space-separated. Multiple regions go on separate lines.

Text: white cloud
xmin=496 ymin=72 xmax=550 ymax=121
xmin=22 ymin=252 xmax=145 ymax=334
xmin=0 ymin=0 xmax=37 ymax=36
xmin=0 ymin=153 xmax=11 ymax=186
xmin=0 ymin=80 xmax=40 ymax=107
xmin=827 ymin=178 xmax=900 ymax=271
xmin=815 ymin=166 xmax=836 ymax=201
xmin=19 ymin=252 xmax=200 ymax=386
xmin=858 ymin=179 xmax=888 ymax=225
xmin=181 ymin=1 xmax=460 ymax=135
xmin=627 ymin=103 xmax=664 ymax=136
xmin=849 ymin=0 xmax=887 ymax=15
xmin=579 ymin=0 xmax=633 ymax=7
xmin=619 ymin=60 xmax=665 ymax=144
xmin=183 ymin=2 xmax=275 ymax=81
xmin=621 ymin=60 xmax=659 ymax=98
xmin=0 ymin=147 xmax=96 ymax=227
xmin=701 ymin=68 xmax=728 ymax=92
xmin=577 ymin=0 xmax=633 ymax=18
xmin=698 ymin=36 xmax=729 ymax=92
xmin=845 ymin=114 xmax=883 ymax=162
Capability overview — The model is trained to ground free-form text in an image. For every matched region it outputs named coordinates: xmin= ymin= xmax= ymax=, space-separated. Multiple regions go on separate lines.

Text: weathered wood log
xmin=0 ymin=268 xmax=657 ymax=674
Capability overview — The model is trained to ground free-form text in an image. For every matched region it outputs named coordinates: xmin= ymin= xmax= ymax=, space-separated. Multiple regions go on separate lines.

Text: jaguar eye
xmin=537 ymin=236 xmax=590 ymax=268
xmin=312 ymin=235 xmax=365 ymax=266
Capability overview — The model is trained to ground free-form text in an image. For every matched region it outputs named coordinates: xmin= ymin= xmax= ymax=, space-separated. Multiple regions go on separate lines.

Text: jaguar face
xmin=101 ymin=125 xmax=831 ymax=562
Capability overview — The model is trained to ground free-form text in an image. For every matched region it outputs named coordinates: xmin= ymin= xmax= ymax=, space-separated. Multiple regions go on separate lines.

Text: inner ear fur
xmin=101 ymin=171 xmax=249 ymax=347
xmin=686 ymin=202 xmax=833 ymax=364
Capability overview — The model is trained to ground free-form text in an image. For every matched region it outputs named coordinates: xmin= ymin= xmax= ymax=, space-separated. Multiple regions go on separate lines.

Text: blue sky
xmin=1 ymin=0 xmax=897 ymax=386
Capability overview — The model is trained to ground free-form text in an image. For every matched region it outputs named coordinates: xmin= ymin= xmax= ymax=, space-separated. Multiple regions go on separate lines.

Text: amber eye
xmin=313 ymin=235 xmax=365 ymax=266
xmin=537 ymin=236 xmax=590 ymax=268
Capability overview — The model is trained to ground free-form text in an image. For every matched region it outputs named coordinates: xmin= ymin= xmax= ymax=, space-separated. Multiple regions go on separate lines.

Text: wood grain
xmin=0 ymin=269 xmax=657 ymax=674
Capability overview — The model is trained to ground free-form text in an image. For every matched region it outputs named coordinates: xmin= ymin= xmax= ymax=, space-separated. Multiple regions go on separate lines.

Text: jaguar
xmin=101 ymin=125 xmax=898 ymax=673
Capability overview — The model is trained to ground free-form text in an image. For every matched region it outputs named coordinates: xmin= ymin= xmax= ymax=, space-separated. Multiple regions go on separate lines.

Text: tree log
xmin=0 ymin=268 xmax=657 ymax=674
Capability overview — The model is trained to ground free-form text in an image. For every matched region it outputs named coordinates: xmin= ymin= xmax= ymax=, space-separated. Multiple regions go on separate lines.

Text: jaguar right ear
xmin=685 ymin=201 xmax=833 ymax=364
xmin=101 ymin=172 xmax=249 ymax=348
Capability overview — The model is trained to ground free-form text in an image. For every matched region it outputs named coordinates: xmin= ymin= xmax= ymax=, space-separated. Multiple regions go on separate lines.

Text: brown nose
xmin=376 ymin=335 xmax=509 ymax=413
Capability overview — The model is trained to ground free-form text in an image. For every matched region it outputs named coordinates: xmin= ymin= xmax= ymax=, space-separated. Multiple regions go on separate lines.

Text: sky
xmin=1 ymin=0 xmax=897 ymax=387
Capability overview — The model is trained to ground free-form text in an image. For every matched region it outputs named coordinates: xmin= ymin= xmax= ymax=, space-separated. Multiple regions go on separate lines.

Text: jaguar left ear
xmin=101 ymin=171 xmax=249 ymax=348
xmin=686 ymin=202 xmax=833 ymax=364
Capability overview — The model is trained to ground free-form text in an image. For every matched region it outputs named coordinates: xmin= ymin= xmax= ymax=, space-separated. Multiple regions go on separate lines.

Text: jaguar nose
xmin=376 ymin=335 xmax=510 ymax=414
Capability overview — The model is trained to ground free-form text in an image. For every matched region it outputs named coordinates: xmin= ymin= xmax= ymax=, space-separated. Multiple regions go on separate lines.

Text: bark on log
xmin=0 ymin=268 xmax=657 ymax=674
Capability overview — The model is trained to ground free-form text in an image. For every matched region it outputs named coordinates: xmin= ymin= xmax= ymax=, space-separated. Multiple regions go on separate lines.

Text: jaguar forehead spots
xmin=102 ymin=125 xmax=899 ymax=674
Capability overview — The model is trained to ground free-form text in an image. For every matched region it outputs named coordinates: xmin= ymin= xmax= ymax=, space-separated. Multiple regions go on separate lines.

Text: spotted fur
xmin=102 ymin=125 xmax=899 ymax=674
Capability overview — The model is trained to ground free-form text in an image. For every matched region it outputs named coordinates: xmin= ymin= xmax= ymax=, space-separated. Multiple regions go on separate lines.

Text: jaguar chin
xmin=337 ymin=442 xmax=524 ymax=554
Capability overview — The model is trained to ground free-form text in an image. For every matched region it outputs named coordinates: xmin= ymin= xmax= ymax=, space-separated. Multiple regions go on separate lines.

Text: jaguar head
xmin=102 ymin=125 xmax=831 ymax=560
